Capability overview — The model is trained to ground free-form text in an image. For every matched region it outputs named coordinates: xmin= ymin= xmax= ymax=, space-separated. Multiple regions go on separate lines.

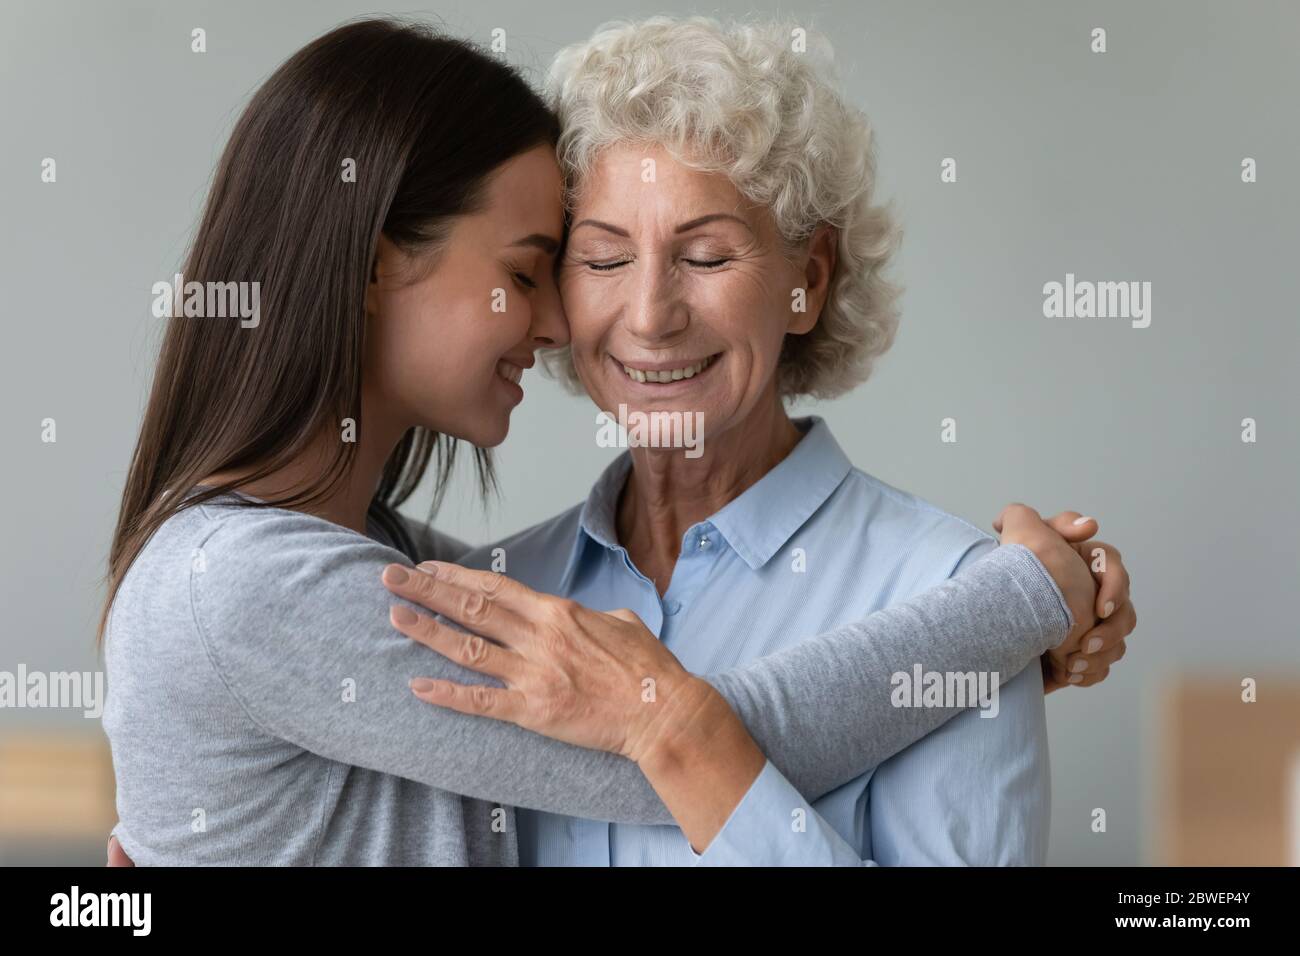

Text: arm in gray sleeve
xmin=196 ymin=510 xmax=1067 ymax=825
xmin=703 ymin=542 xmax=1071 ymax=810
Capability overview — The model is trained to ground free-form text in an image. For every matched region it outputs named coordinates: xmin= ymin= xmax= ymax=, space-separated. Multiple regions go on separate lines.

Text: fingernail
xmin=1068 ymin=674 xmax=1083 ymax=684
xmin=1087 ymin=637 xmax=1104 ymax=653
xmin=410 ymin=678 xmax=435 ymax=693
xmin=1072 ymin=516 xmax=1093 ymax=526
xmin=1103 ymin=601 xmax=1115 ymax=618
xmin=383 ymin=565 xmax=409 ymax=586
xmin=391 ymin=605 xmax=417 ymax=626
xmin=1071 ymin=659 xmax=1088 ymax=673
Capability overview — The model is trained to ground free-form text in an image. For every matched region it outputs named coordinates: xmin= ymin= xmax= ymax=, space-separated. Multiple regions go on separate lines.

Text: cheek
xmin=373 ymin=285 xmax=516 ymax=408
xmin=692 ymin=275 xmax=787 ymax=363
xmin=560 ymin=277 xmax=611 ymax=355
xmin=369 ymin=289 xmax=426 ymax=386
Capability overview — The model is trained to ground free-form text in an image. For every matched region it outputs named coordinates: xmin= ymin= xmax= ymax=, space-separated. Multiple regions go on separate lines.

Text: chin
xmin=468 ymin=413 xmax=511 ymax=448
xmin=424 ymin=406 xmax=510 ymax=449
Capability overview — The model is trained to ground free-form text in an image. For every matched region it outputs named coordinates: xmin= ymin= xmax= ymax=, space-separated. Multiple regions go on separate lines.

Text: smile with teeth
xmin=495 ymin=360 xmax=524 ymax=385
xmin=621 ymin=355 xmax=717 ymax=384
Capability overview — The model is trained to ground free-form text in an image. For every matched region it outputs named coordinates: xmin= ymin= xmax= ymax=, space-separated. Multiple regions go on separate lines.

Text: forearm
xmin=701 ymin=544 xmax=1070 ymax=805
xmin=573 ymin=542 xmax=1070 ymax=835
xmin=472 ymin=541 xmax=1067 ymax=829
xmin=633 ymin=679 xmax=767 ymax=850
xmin=240 ymin=540 xmax=1063 ymax=828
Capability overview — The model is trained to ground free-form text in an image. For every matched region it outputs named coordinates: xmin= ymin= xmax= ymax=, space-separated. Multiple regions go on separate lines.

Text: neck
xmin=616 ymin=393 xmax=801 ymax=595
xmin=202 ymin=387 xmax=406 ymax=535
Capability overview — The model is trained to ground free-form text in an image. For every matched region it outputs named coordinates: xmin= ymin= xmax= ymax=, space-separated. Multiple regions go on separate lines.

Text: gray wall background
xmin=2 ymin=0 xmax=1296 ymax=865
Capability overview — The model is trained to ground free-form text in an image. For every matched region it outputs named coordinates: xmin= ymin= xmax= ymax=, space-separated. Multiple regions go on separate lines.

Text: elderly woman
xmin=384 ymin=18 xmax=1136 ymax=865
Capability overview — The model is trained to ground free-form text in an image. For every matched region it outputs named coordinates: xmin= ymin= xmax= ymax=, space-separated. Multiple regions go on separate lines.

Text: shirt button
xmin=664 ymin=600 xmax=682 ymax=616
xmin=698 ymin=536 xmax=711 ymax=550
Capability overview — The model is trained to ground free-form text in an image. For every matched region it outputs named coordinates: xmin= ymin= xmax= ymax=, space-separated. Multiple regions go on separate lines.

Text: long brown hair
xmin=100 ymin=19 xmax=560 ymax=640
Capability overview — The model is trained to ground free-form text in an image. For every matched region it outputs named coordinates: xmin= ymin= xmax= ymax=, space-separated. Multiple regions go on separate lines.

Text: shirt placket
xmin=585 ymin=541 xmax=666 ymax=865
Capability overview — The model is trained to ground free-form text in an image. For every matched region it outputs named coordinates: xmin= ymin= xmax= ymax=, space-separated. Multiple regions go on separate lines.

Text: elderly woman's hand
xmin=382 ymin=561 xmax=765 ymax=851
xmin=381 ymin=561 xmax=726 ymax=763
xmin=993 ymin=504 xmax=1135 ymax=693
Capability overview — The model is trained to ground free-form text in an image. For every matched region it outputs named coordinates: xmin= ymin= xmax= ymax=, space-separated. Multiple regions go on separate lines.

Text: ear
xmin=787 ymin=224 xmax=837 ymax=336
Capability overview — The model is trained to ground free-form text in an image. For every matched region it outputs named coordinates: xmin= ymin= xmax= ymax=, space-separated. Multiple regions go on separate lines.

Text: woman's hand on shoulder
xmin=379 ymin=561 xmax=716 ymax=762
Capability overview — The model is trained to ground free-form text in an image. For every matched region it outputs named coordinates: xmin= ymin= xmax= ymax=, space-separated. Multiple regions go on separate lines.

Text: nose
xmin=528 ymin=269 xmax=570 ymax=349
xmin=625 ymin=257 xmax=688 ymax=342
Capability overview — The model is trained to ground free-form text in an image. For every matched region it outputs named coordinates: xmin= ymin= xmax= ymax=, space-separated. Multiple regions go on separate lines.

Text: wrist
xmin=1012 ymin=538 xmax=1087 ymax=637
xmin=630 ymin=675 xmax=755 ymax=775
xmin=630 ymin=675 xmax=766 ymax=852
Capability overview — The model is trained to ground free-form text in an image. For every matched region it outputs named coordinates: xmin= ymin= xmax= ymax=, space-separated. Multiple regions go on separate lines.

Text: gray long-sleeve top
xmin=103 ymin=494 xmax=1071 ymax=865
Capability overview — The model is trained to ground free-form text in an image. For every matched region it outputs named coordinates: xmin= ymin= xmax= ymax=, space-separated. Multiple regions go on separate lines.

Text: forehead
xmin=572 ymin=143 xmax=748 ymax=217
xmin=480 ymin=145 xmax=565 ymax=236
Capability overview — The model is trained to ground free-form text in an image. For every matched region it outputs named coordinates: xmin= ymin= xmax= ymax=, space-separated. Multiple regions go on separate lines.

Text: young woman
xmin=102 ymin=19 xmax=1132 ymax=865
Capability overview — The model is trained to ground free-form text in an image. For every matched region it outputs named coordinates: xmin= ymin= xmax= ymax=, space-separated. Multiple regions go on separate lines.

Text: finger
xmin=607 ymin=608 xmax=643 ymax=626
xmin=1041 ymin=654 xmax=1071 ymax=694
xmin=1062 ymin=638 xmax=1127 ymax=682
xmin=414 ymin=561 xmax=548 ymax=619
xmin=390 ymin=605 xmax=522 ymax=684
xmin=409 ymin=677 xmax=527 ymax=724
xmin=382 ymin=564 xmax=532 ymax=647
xmin=1078 ymin=541 xmax=1130 ymax=619
xmin=1074 ymin=602 xmax=1137 ymax=656
xmin=992 ymin=502 xmax=1042 ymax=536
xmin=107 ymin=835 xmax=135 ymax=867
xmin=1069 ymin=662 xmax=1113 ymax=688
xmin=1044 ymin=511 xmax=1098 ymax=544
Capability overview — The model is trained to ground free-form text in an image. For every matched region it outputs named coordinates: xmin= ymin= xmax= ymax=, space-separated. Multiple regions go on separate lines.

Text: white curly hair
xmin=542 ymin=16 xmax=902 ymax=400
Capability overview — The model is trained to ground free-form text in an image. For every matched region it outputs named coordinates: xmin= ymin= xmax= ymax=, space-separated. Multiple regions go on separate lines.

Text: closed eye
xmin=514 ymin=271 xmax=538 ymax=289
xmin=684 ymin=258 xmax=731 ymax=269
xmin=585 ymin=260 xmax=631 ymax=271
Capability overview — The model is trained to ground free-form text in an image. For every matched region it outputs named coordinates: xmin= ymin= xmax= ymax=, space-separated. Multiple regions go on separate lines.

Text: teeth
xmin=622 ymin=355 xmax=713 ymax=383
xmin=496 ymin=360 xmax=524 ymax=385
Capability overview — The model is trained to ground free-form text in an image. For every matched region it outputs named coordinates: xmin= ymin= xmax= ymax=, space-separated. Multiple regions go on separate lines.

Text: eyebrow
xmin=570 ymin=214 xmax=754 ymax=238
xmin=570 ymin=219 xmax=629 ymax=238
xmin=674 ymin=213 xmax=754 ymax=235
xmin=510 ymin=233 xmax=561 ymax=254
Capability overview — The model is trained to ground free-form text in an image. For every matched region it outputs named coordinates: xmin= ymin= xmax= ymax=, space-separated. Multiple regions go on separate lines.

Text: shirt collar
xmin=556 ymin=452 xmax=633 ymax=592
xmin=707 ymin=416 xmax=853 ymax=570
xmin=559 ymin=416 xmax=853 ymax=585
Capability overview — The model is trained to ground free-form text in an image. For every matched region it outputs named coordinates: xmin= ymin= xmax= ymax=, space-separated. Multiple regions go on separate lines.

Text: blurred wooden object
xmin=1161 ymin=677 xmax=1300 ymax=865
xmin=0 ymin=731 xmax=115 ymax=839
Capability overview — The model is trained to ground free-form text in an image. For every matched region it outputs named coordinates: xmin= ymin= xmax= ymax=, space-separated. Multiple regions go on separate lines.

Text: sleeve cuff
xmin=985 ymin=544 xmax=1074 ymax=650
xmin=693 ymin=761 xmax=870 ymax=866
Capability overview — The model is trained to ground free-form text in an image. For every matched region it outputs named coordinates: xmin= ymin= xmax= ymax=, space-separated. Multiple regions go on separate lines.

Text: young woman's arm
xmin=393 ymin=541 xmax=1074 ymax=846
xmin=383 ymin=504 xmax=1123 ymax=850
xmin=187 ymin=502 xmax=1097 ymax=838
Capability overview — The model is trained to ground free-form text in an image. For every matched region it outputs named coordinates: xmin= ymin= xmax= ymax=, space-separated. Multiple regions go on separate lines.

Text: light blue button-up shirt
xmin=460 ymin=417 xmax=1049 ymax=865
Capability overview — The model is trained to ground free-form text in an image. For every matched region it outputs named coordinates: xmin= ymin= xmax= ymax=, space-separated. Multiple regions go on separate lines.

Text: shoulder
xmin=396 ymin=514 xmax=472 ymax=563
xmin=109 ymin=503 xmax=222 ymax=659
xmin=192 ymin=498 xmax=409 ymax=591
xmin=109 ymin=498 xmax=411 ymax=701
xmin=193 ymin=499 xmax=406 ymax=575
xmin=830 ymin=467 xmax=996 ymax=579
xmin=176 ymin=500 xmax=409 ymax=646
xmin=108 ymin=498 xmax=415 ymax=746
xmin=457 ymin=502 xmax=585 ymax=591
